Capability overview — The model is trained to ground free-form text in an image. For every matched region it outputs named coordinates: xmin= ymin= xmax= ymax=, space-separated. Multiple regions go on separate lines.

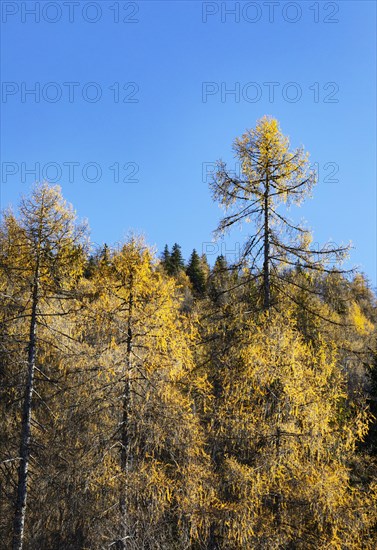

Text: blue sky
xmin=1 ymin=0 xmax=376 ymax=286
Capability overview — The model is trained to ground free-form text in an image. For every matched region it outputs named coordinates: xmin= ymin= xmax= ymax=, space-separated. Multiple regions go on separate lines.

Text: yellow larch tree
xmin=0 ymin=183 xmax=87 ymax=550
xmin=74 ymin=238 xmax=215 ymax=549
xmin=204 ymin=311 xmax=376 ymax=548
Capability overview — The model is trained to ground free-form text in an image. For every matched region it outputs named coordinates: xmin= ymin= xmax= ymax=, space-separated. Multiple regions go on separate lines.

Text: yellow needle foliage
xmin=1 ymin=184 xmax=376 ymax=549
xmin=207 ymin=312 xmax=377 ymax=549
xmin=71 ymin=238 xmax=215 ymax=548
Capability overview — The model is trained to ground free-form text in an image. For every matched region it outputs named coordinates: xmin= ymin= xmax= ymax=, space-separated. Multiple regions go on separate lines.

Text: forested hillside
xmin=1 ymin=118 xmax=376 ymax=549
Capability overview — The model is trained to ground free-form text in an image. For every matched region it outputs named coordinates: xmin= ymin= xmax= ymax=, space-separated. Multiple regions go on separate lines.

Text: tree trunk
xmin=118 ymin=279 xmax=134 ymax=548
xmin=275 ymin=426 xmax=282 ymax=527
xmin=263 ymin=177 xmax=270 ymax=310
xmin=12 ymin=269 xmax=39 ymax=550
xmin=208 ymin=522 xmax=220 ymax=549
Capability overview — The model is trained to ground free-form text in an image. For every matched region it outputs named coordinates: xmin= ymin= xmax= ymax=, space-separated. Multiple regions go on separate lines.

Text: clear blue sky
xmin=1 ymin=1 xmax=376 ymax=286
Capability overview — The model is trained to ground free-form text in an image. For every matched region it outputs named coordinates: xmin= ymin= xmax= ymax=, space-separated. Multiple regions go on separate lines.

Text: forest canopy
xmin=1 ymin=118 xmax=377 ymax=550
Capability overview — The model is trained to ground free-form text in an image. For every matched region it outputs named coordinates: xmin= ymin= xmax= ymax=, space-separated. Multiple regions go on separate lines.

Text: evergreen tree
xmin=207 ymin=255 xmax=244 ymax=306
xmin=200 ymin=253 xmax=210 ymax=285
xmin=186 ymin=249 xmax=206 ymax=295
xmin=160 ymin=244 xmax=170 ymax=273
xmin=168 ymin=243 xmax=185 ymax=276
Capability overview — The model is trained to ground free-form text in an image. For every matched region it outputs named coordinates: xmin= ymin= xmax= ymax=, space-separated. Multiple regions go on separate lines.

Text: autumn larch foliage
xmin=0 ymin=162 xmax=376 ymax=549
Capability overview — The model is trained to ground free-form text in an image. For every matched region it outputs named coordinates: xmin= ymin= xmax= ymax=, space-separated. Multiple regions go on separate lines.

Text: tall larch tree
xmin=210 ymin=116 xmax=349 ymax=310
xmin=200 ymin=311 xmax=377 ymax=548
xmin=80 ymin=238 xmax=215 ymax=549
xmin=0 ymin=183 xmax=87 ymax=550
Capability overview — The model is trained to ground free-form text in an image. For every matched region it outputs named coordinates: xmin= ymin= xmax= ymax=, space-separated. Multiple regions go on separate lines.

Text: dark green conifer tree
xmin=186 ymin=249 xmax=206 ymax=295
xmin=169 ymin=243 xmax=185 ymax=276
xmin=160 ymin=244 xmax=171 ymax=274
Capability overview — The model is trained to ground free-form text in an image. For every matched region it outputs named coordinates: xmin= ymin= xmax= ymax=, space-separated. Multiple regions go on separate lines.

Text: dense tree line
xmin=1 ymin=118 xmax=377 ymax=549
